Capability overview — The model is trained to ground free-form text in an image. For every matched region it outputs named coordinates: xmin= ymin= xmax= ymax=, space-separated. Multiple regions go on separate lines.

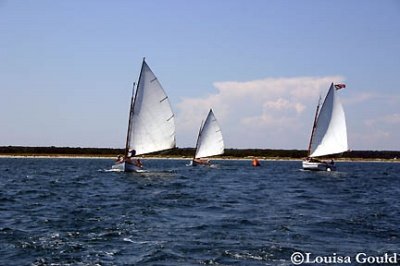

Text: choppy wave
xmin=0 ymin=158 xmax=399 ymax=265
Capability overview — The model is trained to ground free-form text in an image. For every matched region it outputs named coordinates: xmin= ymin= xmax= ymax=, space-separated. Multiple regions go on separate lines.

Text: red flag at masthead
xmin=334 ymin=83 xmax=346 ymax=90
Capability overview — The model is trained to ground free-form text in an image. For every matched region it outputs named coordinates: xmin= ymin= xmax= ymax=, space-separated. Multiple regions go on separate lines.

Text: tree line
xmin=0 ymin=146 xmax=399 ymax=160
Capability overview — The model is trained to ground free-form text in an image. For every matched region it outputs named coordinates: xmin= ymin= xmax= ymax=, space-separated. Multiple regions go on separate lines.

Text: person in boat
xmin=134 ymin=158 xmax=143 ymax=168
xmin=330 ymin=159 xmax=335 ymax=165
xmin=124 ymin=157 xmax=143 ymax=168
xmin=124 ymin=150 xmax=143 ymax=168
xmin=307 ymin=157 xmax=322 ymax=163
xmin=115 ymin=155 xmax=124 ymax=163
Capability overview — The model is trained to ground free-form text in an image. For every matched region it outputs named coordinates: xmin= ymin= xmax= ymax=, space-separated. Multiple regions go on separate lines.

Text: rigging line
xmin=166 ymin=114 xmax=174 ymax=121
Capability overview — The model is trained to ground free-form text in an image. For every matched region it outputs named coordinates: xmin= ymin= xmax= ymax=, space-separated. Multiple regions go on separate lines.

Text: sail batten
xmin=127 ymin=60 xmax=176 ymax=156
xmin=309 ymin=83 xmax=348 ymax=158
xmin=194 ymin=109 xmax=224 ymax=159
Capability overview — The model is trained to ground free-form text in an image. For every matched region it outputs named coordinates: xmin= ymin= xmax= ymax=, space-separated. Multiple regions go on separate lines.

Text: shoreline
xmin=0 ymin=154 xmax=398 ymax=163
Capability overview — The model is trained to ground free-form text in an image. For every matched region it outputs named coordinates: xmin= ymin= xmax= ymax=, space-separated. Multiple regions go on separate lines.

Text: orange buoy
xmin=252 ymin=158 xmax=261 ymax=167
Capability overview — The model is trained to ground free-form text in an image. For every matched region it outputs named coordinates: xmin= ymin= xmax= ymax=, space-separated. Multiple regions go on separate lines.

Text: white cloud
xmin=343 ymin=92 xmax=378 ymax=105
xmin=176 ymin=76 xmax=345 ymax=148
xmin=364 ymin=113 xmax=400 ymax=127
xmin=264 ymin=98 xmax=305 ymax=113
xmin=350 ymin=130 xmax=392 ymax=150
xmin=384 ymin=113 xmax=400 ymax=124
xmin=175 ymin=76 xmax=400 ymax=150
xmin=352 ymin=112 xmax=400 ymax=150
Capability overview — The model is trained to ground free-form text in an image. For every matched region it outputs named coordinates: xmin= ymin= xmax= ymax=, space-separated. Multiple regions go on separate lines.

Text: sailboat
xmin=112 ymin=58 xmax=176 ymax=172
xmin=302 ymin=83 xmax=348 ymax=171
xmin=190 ymin=109 xmax=224 ymax=166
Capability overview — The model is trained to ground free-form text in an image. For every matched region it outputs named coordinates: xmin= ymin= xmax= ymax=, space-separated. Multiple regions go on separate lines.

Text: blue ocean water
xmin=0 ymin=158 xmax=399 ymax=265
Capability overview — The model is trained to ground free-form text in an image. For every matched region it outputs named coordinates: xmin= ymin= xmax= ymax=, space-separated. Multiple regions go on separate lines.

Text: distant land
xmin=0 ymin=146 xmax=399 ymax=161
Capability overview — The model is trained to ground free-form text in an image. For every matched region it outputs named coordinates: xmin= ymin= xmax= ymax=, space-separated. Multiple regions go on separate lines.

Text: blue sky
xmin=1 ymin=0 xmax=399 ymax=150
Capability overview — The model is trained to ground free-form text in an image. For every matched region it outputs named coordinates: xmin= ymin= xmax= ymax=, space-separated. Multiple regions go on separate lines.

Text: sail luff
xmin=307 ymin=98 xmax=321 ymax=157
xmin=125 ymin=58 xmax=146 ymax=157
xmin=124 ymin=82 xmax=136 ymax=157
xmin=131 ymin=58 xmax=146 ymax=154
xmin=193 ymin=120 xmax=204 ymax=159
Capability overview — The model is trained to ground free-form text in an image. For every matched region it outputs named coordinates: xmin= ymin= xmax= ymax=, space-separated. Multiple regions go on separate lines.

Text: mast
xmin=124 ymin=58 xmax=146 ymax=157
xmin=307 ymin=96 xmax=321 ymax=157
xmin=193 ymin=119 xmax=204 ymax=159
xmin=124 ymin=82 xmax=136 ymax=158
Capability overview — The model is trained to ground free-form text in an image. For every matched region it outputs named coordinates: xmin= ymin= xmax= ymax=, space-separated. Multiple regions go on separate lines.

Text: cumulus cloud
xmin=350 ymin=130 xmax=392 ymax=150
xmin=384 ymin=114 xmax=400 ymax=124
xmin=364 ymin=113 xmax=400 ymax=127
xmin=264 ymin=98 xmax=305 ymax=113
xmin=343 ymin=92 xmax=377 ymax=105
xmin=176 ymin=75 xmax=345 ymax=149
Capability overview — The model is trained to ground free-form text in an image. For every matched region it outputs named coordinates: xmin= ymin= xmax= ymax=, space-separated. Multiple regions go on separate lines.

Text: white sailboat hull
xmin=302 ymin=160 xmax=336 ymax=171
xmin=112 ymin=162 xmax=142 ymax=172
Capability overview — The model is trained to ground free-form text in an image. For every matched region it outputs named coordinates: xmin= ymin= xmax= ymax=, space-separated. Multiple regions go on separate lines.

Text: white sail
xmin=194 ymin=109 xmax=224 ymax=159
xmin=128 ymin=60 xmax=176 ymax=156
xmin=309 ymin=83 xmax=348 ymax=157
